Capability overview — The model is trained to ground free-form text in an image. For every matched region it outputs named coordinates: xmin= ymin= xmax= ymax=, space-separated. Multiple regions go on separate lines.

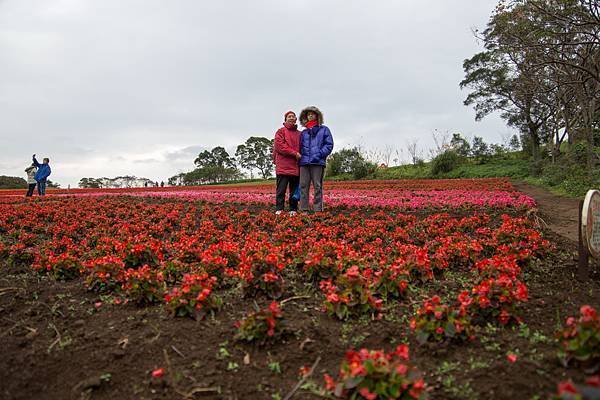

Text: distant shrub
xmin=431 ymin=151 xmax=461 ymax=175
xmin=0 ymin=175 xmax=27 ymax=189
xmin=352 ymin=160 xmax=377 ymax=180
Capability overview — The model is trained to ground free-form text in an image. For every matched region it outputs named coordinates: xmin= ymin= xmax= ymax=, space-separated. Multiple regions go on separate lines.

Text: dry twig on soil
xmin=47 ymin=322 xmax=62 ymax=352
xmin=280 ymin=295 xmax=311 ymax=306
xmin=283 ymin=356 xmax=321 ymax=400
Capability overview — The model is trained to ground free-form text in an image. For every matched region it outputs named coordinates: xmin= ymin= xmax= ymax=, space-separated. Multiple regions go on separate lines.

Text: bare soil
xmin=512 ymin=181 xmax=581 ymax=243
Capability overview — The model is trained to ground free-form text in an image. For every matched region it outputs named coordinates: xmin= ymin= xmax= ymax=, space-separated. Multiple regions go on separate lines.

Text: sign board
xmin=581 ymin=189 xmax=600 ymax=258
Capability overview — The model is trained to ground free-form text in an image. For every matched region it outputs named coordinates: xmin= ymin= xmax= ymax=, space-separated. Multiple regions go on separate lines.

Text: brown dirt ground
xmin=512 ymin=181 xmax=581 ymax=243
xmin=1 ymin=189 xmax=599 ymax=400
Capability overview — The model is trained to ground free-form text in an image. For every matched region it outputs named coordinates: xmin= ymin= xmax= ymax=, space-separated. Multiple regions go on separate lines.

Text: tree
xmin=406 ymin=140 xmax=421 ymax=165
xmin=194 ymin=147 xmax=236 ymax=169
xmin=460 ymin=49 xmax=551 ymax=160
xmin=78 ymin=177 xmax=103 ymax=188
xmin=489 ymin=0 xmax=599 ymax=174
xmin=183 ymin=166 xmax=241 ymax=185
xmin=431 ymin=150 xmax=461 ymax=175
xmin=235 ymin=136 xmax=274 ymax=179
xmin=471 ymin=136 xmax=491 ymax=164
xmin=428 ymin=130 xmax=451 ymax=158
xmin=381 ymin=144 xmax=395 ymax=166
xmin=450 ymin=133 xmax=471 ymax=157
xmin=326 ymin=147 xmax=376 ymax=179
xmin=465 ymin=0 xmax=599 ymax=172
xmin=168 ymin=173 xmax=186 ymax=186
xmin=190 ymin=146 xmax=241 ymax=184
xmin=509 ymin=134 xmax=521 ymax=151
xmin=489 ymin=143 xmax=507 ymax=157
xmin=46 ymin=179 xmax=60 ymax=188
xmin=78 ymin=176 xmax=153 ymax=188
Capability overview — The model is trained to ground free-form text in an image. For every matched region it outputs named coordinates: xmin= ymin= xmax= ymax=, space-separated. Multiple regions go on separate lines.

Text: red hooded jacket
xmin=273 ymin=124 xmax=301 ymax=176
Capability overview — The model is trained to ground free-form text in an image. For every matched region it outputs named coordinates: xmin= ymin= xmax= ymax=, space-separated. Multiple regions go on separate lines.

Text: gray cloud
xmin=0 ymin=0 xmax=512 ymax=187
xmin=164 ymin=145 xmax=206 ymax=162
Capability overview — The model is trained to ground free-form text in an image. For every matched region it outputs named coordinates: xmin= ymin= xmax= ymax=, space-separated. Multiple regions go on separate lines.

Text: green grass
xmin=440 ymin=158 xmax=530 ymax=179
xmin=370 ymin=164 xmax=431 ymax=180
xmin=365 ymin=157 xmax=529 ymax=181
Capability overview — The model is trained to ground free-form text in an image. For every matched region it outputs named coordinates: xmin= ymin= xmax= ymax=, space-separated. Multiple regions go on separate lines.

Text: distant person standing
xmin=273 ymin=110 xmax=302 ymax=215
xmin=32 ymin=154 xmax=51 ymax=196
xmin=24 ymin=163 xmax=37 ymax=197
xmin=298 ymin=106 xmax=334 ymax=212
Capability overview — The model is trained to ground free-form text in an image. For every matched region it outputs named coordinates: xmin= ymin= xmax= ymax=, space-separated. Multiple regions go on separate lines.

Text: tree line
xmin=168 ymin=137 xmax=274 ymax=186
xmin=460 ymin=0 xmax=599 ymax=174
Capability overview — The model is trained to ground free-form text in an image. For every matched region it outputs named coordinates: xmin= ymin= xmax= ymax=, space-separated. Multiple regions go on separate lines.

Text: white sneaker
xmin=289 ymin=211 xmax=297 ymax=216
xmin=275 ymin=210 xmax=283 ymax=215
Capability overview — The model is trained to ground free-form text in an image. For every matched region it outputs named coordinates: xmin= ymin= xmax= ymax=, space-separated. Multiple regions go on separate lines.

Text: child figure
xmin=25 ymin=163 xmax=37 ymax=197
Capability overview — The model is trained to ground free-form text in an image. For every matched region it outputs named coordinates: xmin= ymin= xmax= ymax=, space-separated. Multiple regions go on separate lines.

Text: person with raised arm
xmin=32 ymin=154 xmax=51 ymax=196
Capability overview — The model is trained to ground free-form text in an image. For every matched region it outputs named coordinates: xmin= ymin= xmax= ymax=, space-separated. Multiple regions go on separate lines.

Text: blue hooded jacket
xmin=33 ymin=156 xmax=51 ymax=181
xmin=299 ymin=125 xmax=334 ymax=166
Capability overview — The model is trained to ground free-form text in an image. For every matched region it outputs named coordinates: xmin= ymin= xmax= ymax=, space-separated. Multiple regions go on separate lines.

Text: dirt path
xmin=512 ymin=181 xmax=581 ymax=243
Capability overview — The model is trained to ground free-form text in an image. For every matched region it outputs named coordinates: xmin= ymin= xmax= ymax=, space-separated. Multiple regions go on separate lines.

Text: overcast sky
xmin=0 ymin=0 xmax=513 ymax=187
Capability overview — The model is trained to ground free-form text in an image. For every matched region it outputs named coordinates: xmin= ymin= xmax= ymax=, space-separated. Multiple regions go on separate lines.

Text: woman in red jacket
xmin=273 ymin=111 xmax=302 ymax=215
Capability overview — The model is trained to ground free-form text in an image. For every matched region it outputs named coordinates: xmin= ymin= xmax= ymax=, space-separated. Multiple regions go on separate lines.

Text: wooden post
xmin=578 ymin=199 xmax=589 ymax=281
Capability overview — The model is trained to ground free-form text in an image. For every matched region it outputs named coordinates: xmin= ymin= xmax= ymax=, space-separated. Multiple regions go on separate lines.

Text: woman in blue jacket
xmin=298 ymin=106 xmax=334 ymax=212
xmin=32 ymin=154 xmax=51 ymax=196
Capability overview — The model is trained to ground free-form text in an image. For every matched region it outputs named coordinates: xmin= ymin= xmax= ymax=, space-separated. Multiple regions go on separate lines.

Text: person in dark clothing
xmin=273 ymin=110 xmax=302 ymax=215
xmin=32 ymin=154 xmax=51 ymax=196
xmin=298 ymin=106 xmax=334 ymax=212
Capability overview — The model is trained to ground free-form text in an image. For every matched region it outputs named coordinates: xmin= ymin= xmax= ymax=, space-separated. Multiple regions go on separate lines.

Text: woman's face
xmin=307 ymin=112 xmax=317 ymax=122
xmin=286 ymin=113 xmax=297 ymax=124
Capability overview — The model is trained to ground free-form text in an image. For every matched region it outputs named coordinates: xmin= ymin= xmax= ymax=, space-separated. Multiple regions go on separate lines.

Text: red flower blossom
xmin=358 ymin=387 xmax=377 ymax=400
xmin=557 ymin=380 xmax=578 ymax=394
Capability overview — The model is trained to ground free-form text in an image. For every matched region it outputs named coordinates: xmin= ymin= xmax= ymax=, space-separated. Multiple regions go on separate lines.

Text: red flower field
xmin=0 ymin=178 xmax=598 ymax=399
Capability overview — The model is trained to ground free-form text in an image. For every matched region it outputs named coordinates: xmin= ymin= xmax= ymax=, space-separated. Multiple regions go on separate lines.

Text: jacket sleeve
xmin=320 ymin=127 xmax=334 ymax=158
xmin=32 ymin=156 xmax=40 ymax=167
xmin=274 ymin=128 xmax=298 ymax=157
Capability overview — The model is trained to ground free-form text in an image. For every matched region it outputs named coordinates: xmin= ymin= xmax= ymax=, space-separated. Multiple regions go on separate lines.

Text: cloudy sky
xmin=0 ymin=0 xmax=513 ymax=187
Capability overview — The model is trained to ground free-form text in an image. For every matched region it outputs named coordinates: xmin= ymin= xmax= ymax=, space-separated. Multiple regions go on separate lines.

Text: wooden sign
xmin=581 ymin=189 xmax=600 ymax=258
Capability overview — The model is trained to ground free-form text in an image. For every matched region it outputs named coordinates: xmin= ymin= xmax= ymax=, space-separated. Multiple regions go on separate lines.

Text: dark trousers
xmin=26 ymin=183 xmax=36 ymax=197
xmin=37 ymin=180 xmax=46 ymax=196
xmin=275 ymin=175 xmax=299 ymax=211
xmin=299 ymin=165 xmax=325 ymax=211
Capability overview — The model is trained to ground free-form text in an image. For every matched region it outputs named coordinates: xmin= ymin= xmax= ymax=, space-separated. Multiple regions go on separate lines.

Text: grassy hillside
xmin=372 ymin=158 xmax=530 ymax=180
xmin=326 ymin=152 xmax=597 ymax=198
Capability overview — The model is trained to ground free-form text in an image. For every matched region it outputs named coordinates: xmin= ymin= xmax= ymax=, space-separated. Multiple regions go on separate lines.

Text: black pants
xmin=26 ymin=183 xmax=36 ymax=197
xmin=275 ymin=175 xmax=300 ymax=211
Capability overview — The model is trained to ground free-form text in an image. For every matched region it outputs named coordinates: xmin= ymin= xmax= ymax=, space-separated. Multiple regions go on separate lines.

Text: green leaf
xmin=445 ymin=321 xmax=456 ymax=338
